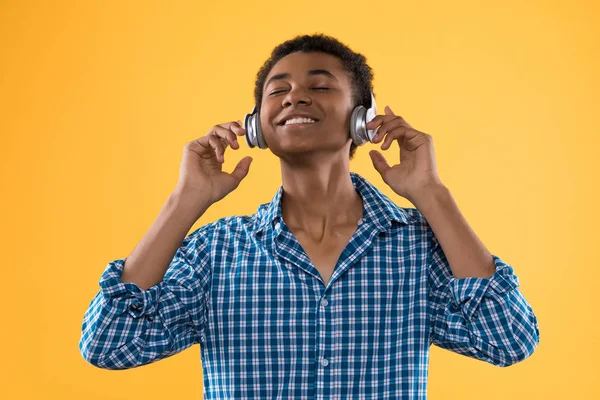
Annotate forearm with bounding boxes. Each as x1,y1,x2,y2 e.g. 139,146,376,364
121,189,212,290
412,184,495,279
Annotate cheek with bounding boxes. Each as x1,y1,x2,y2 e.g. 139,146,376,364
259,111,274,134
325,110,352,135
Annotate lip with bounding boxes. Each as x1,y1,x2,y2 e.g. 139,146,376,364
278,113,320,125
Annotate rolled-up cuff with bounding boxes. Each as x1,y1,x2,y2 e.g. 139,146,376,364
98,258,160,318
448,255,520,321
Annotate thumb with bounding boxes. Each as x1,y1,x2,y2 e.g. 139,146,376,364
369,150,390,177
230,156,253,183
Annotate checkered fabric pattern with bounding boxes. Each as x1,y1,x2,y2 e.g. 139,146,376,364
80,172,539,399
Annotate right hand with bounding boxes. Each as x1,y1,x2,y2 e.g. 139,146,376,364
175,120,253,205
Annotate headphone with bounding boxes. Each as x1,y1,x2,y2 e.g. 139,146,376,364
244,90,379,149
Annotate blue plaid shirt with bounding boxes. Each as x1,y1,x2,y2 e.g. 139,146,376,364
79,172,539,399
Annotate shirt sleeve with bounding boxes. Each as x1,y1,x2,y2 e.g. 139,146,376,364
427,230,540,367
78,228,212,370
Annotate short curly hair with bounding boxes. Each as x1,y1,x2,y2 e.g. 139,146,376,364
253,33,374,160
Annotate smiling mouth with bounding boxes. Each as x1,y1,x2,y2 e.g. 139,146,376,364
279,117,321,128
280,121,319,128
278,116,320,126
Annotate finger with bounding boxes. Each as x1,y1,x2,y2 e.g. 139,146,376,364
207,135,226,163
385,105,395,116
230,120,247,138
386,108,413,128
219,121,247,138
372,117,410,143
366,114,396,130
237,120,246,136
381,126,421,150
214,124,240,149
369,150,391,176
213,132,230,151
230,156,253,184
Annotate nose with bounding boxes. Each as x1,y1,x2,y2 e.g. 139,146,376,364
282,87,312,108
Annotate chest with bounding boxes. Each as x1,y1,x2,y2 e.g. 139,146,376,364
294,229,357,286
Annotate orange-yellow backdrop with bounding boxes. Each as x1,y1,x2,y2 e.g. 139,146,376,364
2,0,598,398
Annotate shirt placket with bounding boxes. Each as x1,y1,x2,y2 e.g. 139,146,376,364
315,287,332,399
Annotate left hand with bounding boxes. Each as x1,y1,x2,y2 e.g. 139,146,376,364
367,106,444,203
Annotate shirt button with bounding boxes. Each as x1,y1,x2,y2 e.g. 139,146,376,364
321,298,329,307
320,358,329,367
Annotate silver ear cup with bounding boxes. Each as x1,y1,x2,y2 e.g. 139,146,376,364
244,109,257,148
349,105,368,145
254,117,268,149
244,107,268,149
349,91,378,146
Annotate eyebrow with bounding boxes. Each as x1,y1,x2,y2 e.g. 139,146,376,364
265,69,339,88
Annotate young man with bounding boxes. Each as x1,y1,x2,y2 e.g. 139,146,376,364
80,34,539,399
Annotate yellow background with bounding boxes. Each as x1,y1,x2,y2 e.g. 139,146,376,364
1,0,598,398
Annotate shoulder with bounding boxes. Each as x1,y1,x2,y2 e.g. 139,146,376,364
187,214,256,240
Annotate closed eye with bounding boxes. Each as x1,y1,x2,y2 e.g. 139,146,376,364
269,87,330,96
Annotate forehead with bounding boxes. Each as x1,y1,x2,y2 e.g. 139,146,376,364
265,51,349,84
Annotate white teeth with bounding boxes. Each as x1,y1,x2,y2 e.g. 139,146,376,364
284,117,316,125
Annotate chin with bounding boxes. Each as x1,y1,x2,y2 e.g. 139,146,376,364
271,143,349,162
269,144,315,159
265,127,349,158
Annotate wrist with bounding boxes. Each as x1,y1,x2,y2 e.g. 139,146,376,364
168,187,213,221
410,183,451,212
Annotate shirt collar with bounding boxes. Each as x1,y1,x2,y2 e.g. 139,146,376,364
252,172,417,235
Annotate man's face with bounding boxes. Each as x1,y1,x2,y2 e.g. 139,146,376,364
260,51,355,158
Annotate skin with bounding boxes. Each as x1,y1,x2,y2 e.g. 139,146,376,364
259,51,364,239
120,50,496,293
192,50,495,279
256,50,495,278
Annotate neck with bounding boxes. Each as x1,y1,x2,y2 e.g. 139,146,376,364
279,155,363,241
